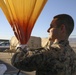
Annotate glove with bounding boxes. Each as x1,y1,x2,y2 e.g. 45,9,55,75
16,44,29,53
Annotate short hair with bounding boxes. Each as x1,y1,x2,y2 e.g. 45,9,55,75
54,14,74,36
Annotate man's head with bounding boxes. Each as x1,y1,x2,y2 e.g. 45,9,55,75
47,14,74,42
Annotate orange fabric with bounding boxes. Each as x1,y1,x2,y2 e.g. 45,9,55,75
0,0,47,44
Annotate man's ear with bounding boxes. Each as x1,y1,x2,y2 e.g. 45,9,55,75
60,24,66,33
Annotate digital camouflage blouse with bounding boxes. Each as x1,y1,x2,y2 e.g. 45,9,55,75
11,40,76,75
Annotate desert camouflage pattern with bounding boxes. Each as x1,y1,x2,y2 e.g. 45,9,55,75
11,40,76,75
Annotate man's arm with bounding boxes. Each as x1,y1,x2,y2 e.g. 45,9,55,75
11,48,47,71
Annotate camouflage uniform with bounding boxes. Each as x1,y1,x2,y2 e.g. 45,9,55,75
11,40,76,75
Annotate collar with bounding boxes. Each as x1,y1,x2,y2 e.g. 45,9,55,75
53,40,69,46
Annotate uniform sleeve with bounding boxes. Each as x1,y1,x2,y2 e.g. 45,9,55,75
11,48,48,71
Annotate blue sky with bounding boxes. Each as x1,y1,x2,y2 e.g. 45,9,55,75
0,0,76,39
